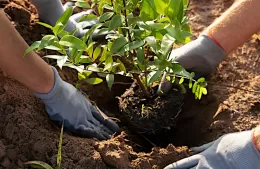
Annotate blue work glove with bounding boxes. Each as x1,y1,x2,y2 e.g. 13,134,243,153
157,35,227,95
35,67,119,140
31,0,109,40
164,130,260,169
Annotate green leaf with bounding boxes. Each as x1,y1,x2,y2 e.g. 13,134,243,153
137,48,145,64
86,41,96,57
75,1,90,8
140,0,158,21
166,76,171,81
24,161,53,169
161,34,175,57
57,55,68,69
120,40,145,53
110,37,128,54
63,63,84,73
189,79,193,88
109,14,122,31
86,78,103,85
24,41,41,55
147,71,162,85
79,55,92,64
83,71,92,77
117,58,126,73
179,77,184,84
154,0,168,15
93,46,101,61
99,46,108,62
197,77,205,83
104,55,113,71
78,73,86,80
44,55,66,60
166,23,183,42
192,82,198,93
53,7,73,35
38,35,56,50
78,14,97,22
198,87,203,100
87,64,101,72
99,12,114,22
60,35,86,51
201,87,207,95
37,22,53,30
145,36,157,52
57,122,64,169
106,74,114,90
168,0,182,20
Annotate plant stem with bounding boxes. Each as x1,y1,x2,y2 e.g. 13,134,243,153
122,0,150,98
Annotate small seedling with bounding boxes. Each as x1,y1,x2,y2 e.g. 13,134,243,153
24,122,64,169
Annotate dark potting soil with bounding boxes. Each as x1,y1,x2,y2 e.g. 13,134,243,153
119,83,184,135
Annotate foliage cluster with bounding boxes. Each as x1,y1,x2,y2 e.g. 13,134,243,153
25,0,207,99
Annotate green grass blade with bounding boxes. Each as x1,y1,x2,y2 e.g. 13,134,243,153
57,122,64,169
24,161,53,169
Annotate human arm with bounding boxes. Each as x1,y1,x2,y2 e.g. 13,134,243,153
0,10,119,140
164,126,260,169
158,0,260,94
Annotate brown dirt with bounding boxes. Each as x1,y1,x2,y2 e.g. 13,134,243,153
0,0,259,168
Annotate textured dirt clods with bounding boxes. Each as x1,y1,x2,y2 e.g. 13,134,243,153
97,132,189,169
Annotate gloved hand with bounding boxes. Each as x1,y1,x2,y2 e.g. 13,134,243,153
31,0,108,40
35,67,119,140
157,35,227,95
164,130,260,169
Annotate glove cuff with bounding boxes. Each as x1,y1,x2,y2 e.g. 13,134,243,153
34,66,63,102
207,33,226,52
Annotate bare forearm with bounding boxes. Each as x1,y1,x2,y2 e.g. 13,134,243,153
204,0,260,53
0,11,53,93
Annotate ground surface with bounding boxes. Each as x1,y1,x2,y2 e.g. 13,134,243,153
0,0,259,168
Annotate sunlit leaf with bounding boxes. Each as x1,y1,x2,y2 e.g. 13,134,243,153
53,7,73,35
110,37,128,54
117,58,126,73
137,48,145,64
179,77,184,84
145,36,157,52
93,46,102,61
201,87,207,95
78,73,86,80
86,78,103,85
57,55,68,69
109,14,123,30
192,82,197,93
37,22,53,30
147,71,162,85
106,74,114,90
60,35,86,50
189,79,193,88
99,12,114,22
79,55,92,64
120,40,145,53
75,1,90,8
24,41,41,55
